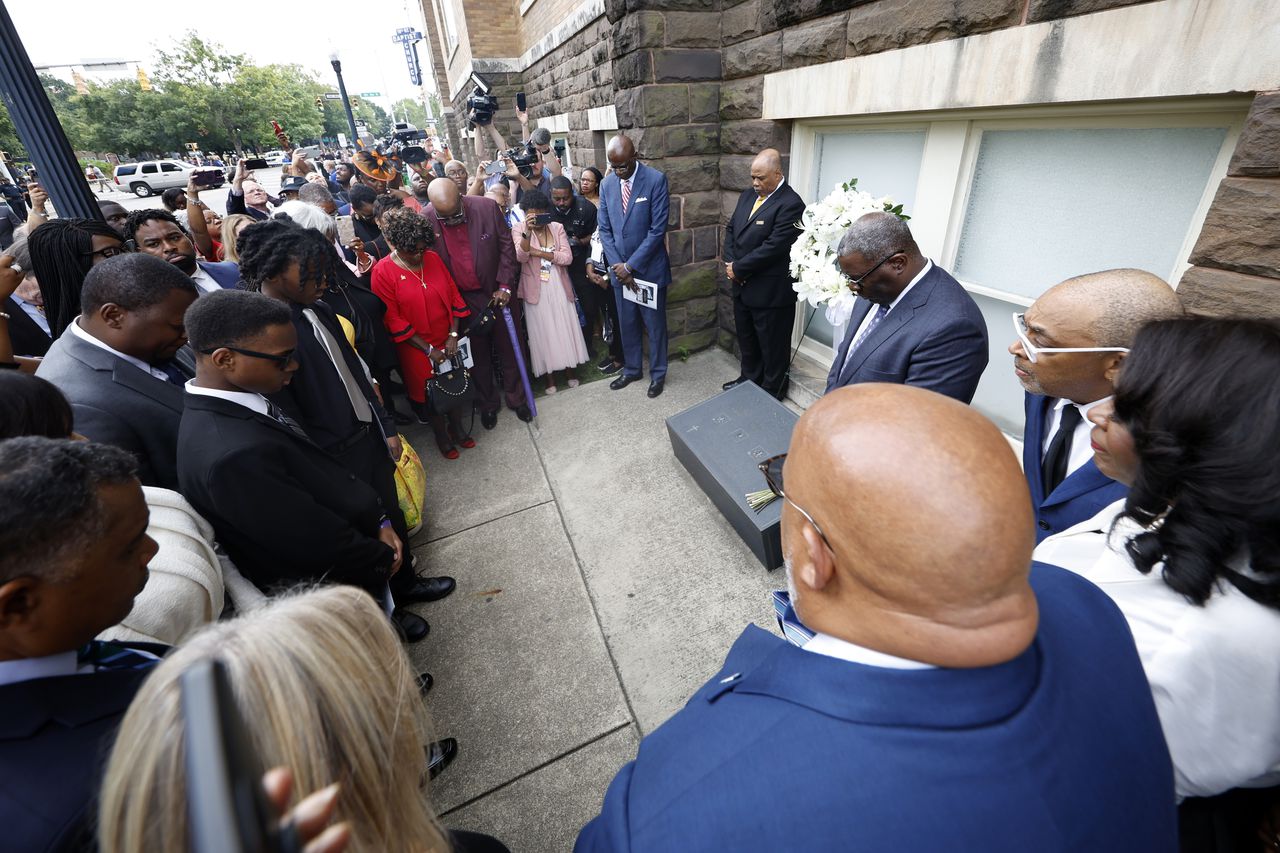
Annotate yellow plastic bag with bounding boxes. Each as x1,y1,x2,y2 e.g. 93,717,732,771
394,434,427,535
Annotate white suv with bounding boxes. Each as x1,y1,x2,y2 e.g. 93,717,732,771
113,159,224,197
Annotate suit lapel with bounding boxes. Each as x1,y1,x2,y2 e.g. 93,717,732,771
832,299,874,384
1043,458,1118,508
622,164,645,227
838,304,912,386
734,190,760,237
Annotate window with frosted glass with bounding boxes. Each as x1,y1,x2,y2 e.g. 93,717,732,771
802,130,926,348
954,127,1227,299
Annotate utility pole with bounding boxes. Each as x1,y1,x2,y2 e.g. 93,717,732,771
330,52,360,149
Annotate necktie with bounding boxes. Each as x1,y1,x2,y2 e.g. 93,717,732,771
749,195,765,217
267,401,311,440
77,640,159,672
1042,404,1083,494
842,304,890,372
158,362,187,386
621,179,631,214
302,308,373,423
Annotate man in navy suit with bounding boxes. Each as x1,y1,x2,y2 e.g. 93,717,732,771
577,384,1177,852
0,437,161,853
597,134,671,399
126,209,240,293
722,148,806,400
825,212,987,402
1012,269,1183,541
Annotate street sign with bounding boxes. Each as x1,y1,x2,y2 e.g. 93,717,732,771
360,91,381,98
324,92,342,100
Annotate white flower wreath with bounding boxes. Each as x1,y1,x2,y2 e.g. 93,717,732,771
788,178,909,326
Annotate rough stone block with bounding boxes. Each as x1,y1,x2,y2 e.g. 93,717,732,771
615,88,643,128
1027,0,1158,23
718,327,739,352
721,189,742,222
1177,265,1280,319
629,0,716,12
653,49,722,82
664,123,720,155
667,196,684,229
783,14,848,68
689,83,721,123
847,0,1022,57
660,155,722,192
721,119,791,155
722,32,782,79
685,295,719,330
1188,178,1280,278
614,50,654,89
694,225,721,261
722,0,761,44
667,229,694,266
719,155,755,192
680,190,723,227
616,11,666,53
626,127,661,159
667,259,719,301
668,327,719,355
665,303,689,335
643,84,691,125
1229,92,1280,178
761,0,861,33
720,76,764,120
606,0,627,23
665,12,722,47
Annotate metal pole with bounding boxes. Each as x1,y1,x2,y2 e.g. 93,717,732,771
0,0,101,220
330,58,360,149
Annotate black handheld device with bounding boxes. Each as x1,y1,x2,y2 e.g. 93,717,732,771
516,92,527,112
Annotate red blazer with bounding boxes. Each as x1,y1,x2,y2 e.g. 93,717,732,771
422,195,518,295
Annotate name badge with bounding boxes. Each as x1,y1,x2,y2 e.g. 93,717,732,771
755,220,765,225
539,258,552,283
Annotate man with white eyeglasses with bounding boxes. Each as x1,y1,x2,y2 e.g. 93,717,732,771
1010,270,1183,542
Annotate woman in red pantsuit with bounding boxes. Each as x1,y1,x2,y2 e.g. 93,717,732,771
371,208,474,459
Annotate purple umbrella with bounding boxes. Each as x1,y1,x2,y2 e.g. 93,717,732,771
502,305,537,419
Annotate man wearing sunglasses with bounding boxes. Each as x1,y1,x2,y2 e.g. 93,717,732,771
1010,270,1183,541
824,212,987,403
578,385,1177,852
36,254,199,490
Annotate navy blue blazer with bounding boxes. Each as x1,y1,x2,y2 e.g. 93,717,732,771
825,263,988,403
596,162,671,286
576,563,1177,853
197,259,240,289
1023,392,1128,542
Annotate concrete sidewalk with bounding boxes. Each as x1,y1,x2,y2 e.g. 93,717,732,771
396,347,783,853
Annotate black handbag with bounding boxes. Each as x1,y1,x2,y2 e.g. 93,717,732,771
463,298,498,338
426,354,476,415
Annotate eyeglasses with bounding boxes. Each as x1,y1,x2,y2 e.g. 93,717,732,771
436,210,466,227
837,250,901,292
758,453,830,550
1011,313,1130,364
200,346,297,368
82,244,130,260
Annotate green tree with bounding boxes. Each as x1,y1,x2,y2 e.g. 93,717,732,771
391,97,430,128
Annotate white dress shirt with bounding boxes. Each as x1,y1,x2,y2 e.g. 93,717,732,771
803,631,935,670
189,264,221,294
1042,396,1109,479
14,294,50,335
184,381,271,417
0,650,83,687
1034,501,1280,799
747,177,786,213
70,318,173,382
841,259,933,374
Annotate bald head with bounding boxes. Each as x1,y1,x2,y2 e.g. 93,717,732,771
1052,269,1182,348
750,148,784,197
783,384,1037,668
606,135,638,181
427,177,462,218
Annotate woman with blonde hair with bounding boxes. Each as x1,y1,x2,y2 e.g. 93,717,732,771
98,587,507,853
219,213,255,263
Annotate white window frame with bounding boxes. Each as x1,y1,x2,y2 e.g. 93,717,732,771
788,97,1249,370
434,0,459,59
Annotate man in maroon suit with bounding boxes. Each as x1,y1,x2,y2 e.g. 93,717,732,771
424,178,531,428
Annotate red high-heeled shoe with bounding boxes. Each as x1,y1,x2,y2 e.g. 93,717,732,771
458,436,477,449
438,446,459,460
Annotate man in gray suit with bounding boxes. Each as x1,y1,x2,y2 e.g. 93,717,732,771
36,254,200,489
825,213,988,403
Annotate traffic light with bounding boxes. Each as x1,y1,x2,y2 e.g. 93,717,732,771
136,67,152,91
351,97,360,108
314,96,324,111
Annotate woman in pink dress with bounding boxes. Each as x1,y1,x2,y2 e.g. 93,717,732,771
513,190,588,393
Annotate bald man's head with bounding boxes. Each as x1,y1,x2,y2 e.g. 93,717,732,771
750,148,784,198
783,384,1038,668
428,177,463,219
1011,268,1183,402
606,134,638,180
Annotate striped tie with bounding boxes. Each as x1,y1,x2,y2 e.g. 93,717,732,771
842,304,891,372
621,179,631,214
267,401,311,440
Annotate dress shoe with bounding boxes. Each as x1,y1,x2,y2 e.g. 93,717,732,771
428,737,459,779
417,671,434,694
516,405,533,422
610,374,639,391
391,608,429,643
397,576,457,604
480,410,498,430
722,377,748,391
647,380,665,398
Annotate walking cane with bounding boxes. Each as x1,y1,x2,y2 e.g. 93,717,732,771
501,305,537,420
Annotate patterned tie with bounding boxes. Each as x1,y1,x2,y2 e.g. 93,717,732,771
621,179,631,214
267,401,311,440
843,304,891,372
302,308,373,423
77,640,159,672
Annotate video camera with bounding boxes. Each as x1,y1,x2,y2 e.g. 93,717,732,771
381,122,431,165
502,141,539,179
466,72,499,127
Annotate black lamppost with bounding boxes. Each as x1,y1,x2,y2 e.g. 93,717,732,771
0,0,100,220
329,52,360,149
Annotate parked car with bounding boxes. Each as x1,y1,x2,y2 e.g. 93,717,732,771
260,151,290,167
113,159,224,197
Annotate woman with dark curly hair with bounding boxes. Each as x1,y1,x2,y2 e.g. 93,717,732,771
371,207,473,459
1034,317,1280,807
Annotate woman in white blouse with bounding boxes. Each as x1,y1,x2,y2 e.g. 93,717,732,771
1034,317,1280,805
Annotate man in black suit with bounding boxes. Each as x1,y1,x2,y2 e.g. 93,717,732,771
0,437,161,853
1,234,53,357
35,254,199,488
825,213,988,404
722,149,807,400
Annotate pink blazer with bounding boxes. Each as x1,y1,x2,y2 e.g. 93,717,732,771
513,220,574,305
